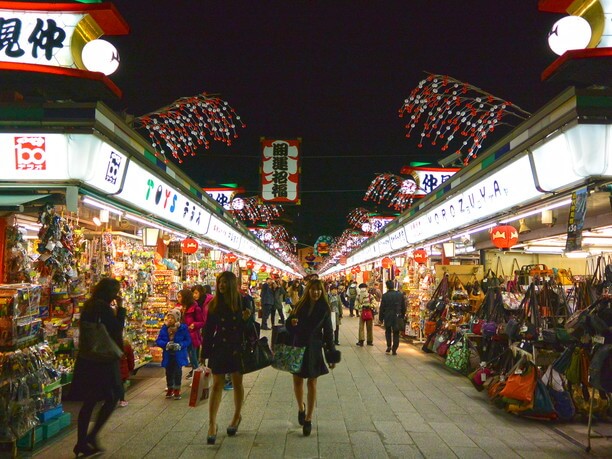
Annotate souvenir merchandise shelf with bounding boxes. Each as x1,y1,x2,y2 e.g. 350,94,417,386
402,264,435,343
143,270,179,363
0,284,43,351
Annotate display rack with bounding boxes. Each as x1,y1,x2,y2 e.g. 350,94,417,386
143,270,179,362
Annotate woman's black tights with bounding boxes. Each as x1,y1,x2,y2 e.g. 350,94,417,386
77,397,117,446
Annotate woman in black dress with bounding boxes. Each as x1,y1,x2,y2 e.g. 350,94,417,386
285,278,340,436
202,271,253,444
70,278,126,457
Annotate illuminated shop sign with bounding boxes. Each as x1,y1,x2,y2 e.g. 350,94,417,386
203,187,243,210
405,156,539,243
261,139,300,204
388,226,408,251
0,133,128,194
205,215,242,251
400,166,459,196
115,161,212,236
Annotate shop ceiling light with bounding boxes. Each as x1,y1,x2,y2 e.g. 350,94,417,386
524,245,564,254
99,209,110,223
442,242,456,257
499,198,572,224
82,197,123,215
92,216,102,227
142,228,160,247
564,251,591,258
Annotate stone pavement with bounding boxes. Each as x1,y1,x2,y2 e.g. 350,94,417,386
28,316,609,459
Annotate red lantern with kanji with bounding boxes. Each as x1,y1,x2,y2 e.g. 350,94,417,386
259,265,267,273
412,249,428,264
490,225,519,250
381,257,393,269
226,252,238,263
246,259,255,269
353,265,361,273
181,238,199,254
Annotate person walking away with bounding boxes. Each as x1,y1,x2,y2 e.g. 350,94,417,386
260,278,275,330
328,285,343,345
70,278,126,457
156,308,191,400
379,280,406,355
286,279,340,436
272,280,287,325
355,283,374,346
118,338,135,407
202,271,254,444
347,281,358,317
181,289,205,379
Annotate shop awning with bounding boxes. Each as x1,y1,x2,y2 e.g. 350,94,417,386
0,194,51,211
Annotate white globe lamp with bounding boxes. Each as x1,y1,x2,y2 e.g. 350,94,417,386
548,16,592,56
82,39,120,75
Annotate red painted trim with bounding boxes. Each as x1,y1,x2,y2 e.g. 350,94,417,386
0,218,6,283
0,1,129,35
538,0,573,13
541,47,612,81
0,62,122,98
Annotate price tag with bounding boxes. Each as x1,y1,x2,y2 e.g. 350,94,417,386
515,369,523,375
481,372,487,382
593,335,605,344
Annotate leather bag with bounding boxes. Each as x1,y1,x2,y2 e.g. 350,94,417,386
79,318,124,362
361,307,373,321
239,336,273,374
499,358,537,404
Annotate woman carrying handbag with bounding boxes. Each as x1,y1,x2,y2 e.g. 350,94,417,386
70,278,126,457
285,279,340,436
201,271,254,445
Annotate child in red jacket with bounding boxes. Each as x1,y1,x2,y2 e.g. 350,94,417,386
119,339,135,407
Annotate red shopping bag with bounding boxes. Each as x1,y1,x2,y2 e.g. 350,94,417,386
189,366,211,407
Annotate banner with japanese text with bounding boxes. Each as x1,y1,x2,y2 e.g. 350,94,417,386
261,139,300,204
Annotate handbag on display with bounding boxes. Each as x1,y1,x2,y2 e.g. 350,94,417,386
239,335,274,374
188,366,211,407
445,334,470,374
499,357,537,404
424,320,437,336
272,343,306,373
78,317,124,362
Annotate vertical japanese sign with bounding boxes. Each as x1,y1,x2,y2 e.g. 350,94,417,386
261,139,300,204
565,187,588,252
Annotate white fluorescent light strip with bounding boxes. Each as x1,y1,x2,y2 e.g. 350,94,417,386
82,197,124,215
499,198,572,224
124,213,166,231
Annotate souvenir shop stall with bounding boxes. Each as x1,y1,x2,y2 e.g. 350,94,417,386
0,103,298,453
321,87,612,441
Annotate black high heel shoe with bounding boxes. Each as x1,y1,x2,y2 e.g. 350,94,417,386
303,420,312,437
298,403,306,426
226,415,242,436
73,443,99,457
207,424,218,445
85,435,104,453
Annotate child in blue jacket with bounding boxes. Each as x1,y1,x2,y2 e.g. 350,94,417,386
156,308,191,399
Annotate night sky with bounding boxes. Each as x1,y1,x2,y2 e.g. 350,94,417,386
107,1,567,246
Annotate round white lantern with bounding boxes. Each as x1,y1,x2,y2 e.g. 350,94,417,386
82,39,120,75
548,16,592,56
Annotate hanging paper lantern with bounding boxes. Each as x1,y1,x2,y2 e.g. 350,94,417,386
381,257,393,269
353,265,361,273
490,225,519,250
181,238,199,254
412,249,428,264
394,267,401,276
246,259,255,269
225,253,238,263
259,265,267,273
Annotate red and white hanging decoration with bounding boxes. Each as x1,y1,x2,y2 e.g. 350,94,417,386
136,92,245,163
261,139,300,204
399,74,530,165
230,196,282,224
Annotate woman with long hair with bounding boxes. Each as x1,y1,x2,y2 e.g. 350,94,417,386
201,271,253,444
70,278,126,457
286,278,340,436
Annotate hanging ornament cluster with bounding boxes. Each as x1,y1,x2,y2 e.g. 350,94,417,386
36,204,78,285
347,207,370,230
363,172,422,211
5,225,33,283
399,74,530,165
230,196,282,224
318,229,368,274
135,92,246,163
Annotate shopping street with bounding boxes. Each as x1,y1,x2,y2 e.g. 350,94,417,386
28,317,609,459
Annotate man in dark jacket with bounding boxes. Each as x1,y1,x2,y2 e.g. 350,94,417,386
379,280,406,355
260,279,275,330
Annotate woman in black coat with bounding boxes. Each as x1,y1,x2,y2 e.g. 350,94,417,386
285,279,340,436
70,278,126,457
202,271,253,444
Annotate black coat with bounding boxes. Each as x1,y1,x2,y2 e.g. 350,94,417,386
69,298,126,402
285,300,336,379
379,290,406,329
